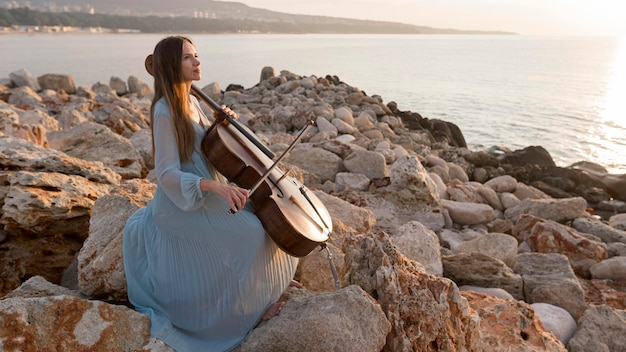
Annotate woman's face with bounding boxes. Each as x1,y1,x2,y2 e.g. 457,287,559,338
181,41,201,82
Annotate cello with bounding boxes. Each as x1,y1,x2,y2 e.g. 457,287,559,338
145,54,332,258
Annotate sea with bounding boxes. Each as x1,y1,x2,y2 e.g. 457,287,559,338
1,33,625,174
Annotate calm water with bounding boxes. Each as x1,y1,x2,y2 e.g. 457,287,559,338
2,33,625,174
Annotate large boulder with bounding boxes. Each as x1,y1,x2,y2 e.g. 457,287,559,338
0,295,150,351
236,286,390,352
343,231,479,352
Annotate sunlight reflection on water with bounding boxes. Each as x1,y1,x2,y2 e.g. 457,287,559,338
601,36,626,128
588,36,626,174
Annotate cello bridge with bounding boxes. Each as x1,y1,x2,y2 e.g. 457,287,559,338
276,167,293,184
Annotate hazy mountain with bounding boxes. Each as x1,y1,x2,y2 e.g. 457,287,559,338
3,0,515,34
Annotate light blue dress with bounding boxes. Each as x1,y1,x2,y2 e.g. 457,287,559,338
123,95,298,352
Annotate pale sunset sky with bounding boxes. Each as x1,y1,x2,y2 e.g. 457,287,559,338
241,0,626,36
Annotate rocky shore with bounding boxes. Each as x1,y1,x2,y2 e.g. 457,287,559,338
0,67,625,351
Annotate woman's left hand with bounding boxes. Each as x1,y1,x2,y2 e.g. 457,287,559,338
216,105,237,120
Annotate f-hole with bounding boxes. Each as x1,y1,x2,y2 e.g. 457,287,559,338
269,178,285,198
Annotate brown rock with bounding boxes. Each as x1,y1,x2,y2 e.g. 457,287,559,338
527,219,607,277
37,73,76,94
0,295,149,351
344,231,479,352
462,291,567,351
77,179,156,300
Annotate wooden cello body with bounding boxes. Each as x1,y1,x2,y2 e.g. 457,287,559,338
201,116,332,257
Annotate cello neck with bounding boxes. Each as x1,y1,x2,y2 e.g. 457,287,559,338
191,84,275,160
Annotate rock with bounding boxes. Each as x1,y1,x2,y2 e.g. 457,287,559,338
443,252,524,300
92,82,117,96
314,191,376,235
500,191,521,209
504,197,588,223
374,141,397,164
362,156,445,233
260,66,276,82
236,286,390,352
513,253,587,319
127,75,151,98
2,170,112,235
332,117,355,134
439,228,483,249
513,182,551,200
451,233,518,267
526,218,607,278
390,155,440,200
285,146,344,183
571,216,626,244
0,294,150,351
447,162,469,182
37,73,76,94
343,149,388,180
499,145,556,167
0,122,48,147
390,220,443,276
484,174,518,193
91,96,149,138
140,338,176,351
353,111,376,131
334,106,354,123
9,68,40,90
7,85,43,108
315,115,338,138
77,179,156,300
335,172,370,191
47,121,146,179
567,305,626,352
589,256,626,280
458,285,514,300
0,106,20,125
531,302,577,345
201,82,222,103
429,172,448,199
2,275,81,299
463,291,567,351
440,199,496,226
109,76,128,96
18,108,59,131
608,242,626,257
609,213,626,231
129,128,154,170
297,241,344,292
597,173,626,202
56,107,90,130
344,231,479,352
0,135,120,185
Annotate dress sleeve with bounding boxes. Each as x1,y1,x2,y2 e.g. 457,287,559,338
153,102,205,211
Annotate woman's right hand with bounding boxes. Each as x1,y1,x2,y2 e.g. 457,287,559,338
200,178,248,212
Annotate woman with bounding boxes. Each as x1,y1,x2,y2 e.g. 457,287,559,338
123,36,299,352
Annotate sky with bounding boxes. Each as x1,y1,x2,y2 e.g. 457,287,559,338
240,0,626,36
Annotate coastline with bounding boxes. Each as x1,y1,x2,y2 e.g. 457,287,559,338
0,25,140,34
1,29,625,176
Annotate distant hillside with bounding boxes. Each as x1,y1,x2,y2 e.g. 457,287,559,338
2,0,516,35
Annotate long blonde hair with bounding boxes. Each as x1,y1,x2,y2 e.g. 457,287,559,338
150,35,196,163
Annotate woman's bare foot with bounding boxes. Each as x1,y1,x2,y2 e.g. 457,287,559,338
261,301,285,321
289,279,304,288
